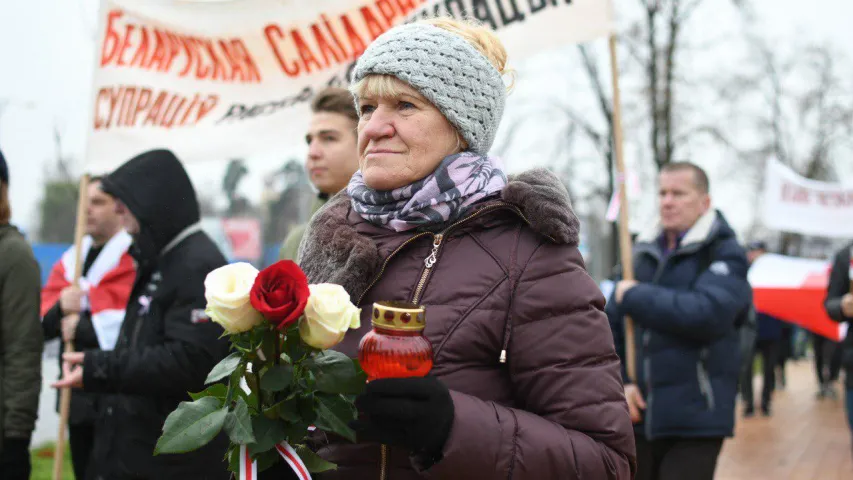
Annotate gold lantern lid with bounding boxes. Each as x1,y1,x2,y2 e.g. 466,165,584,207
372,301,426,332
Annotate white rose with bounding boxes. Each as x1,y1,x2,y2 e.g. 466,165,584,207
299,284,361,350
204,263,265,334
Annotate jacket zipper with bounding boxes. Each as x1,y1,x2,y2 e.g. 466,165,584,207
642,253,669,439
411,234,443,304
370,203,528,480
696,349,716,411
639,245,708,439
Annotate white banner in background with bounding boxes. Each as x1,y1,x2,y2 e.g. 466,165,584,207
85,0,614,172
761,158,853,238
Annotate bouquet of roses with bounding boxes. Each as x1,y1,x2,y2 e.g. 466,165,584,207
154,260,365,477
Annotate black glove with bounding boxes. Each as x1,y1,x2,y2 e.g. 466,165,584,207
0,437,32,480
350,376,454,459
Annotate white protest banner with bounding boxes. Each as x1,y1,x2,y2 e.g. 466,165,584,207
761,158,853,238
85,0,614,172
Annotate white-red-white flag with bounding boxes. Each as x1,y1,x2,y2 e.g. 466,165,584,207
748,253,846,341
41,231,136,349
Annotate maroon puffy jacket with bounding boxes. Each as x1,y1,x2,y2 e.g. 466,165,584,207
299,169,636,480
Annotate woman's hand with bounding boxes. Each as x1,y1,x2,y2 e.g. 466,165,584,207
350,375,455,458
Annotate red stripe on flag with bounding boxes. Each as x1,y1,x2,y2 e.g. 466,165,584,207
753,287,841,340
276,444,309,480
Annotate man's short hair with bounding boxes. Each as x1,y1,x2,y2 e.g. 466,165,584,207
661,161,710,194
311,87,358,124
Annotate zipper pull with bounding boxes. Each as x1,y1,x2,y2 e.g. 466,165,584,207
424,234,443,268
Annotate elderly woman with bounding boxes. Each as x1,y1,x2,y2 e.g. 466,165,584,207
296,17,635,480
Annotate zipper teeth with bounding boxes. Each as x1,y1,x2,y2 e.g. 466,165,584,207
359,203,518,306
366,203,525,480
356,232,431,306
380,444,387,480
410,204,512,304
411,234,442,304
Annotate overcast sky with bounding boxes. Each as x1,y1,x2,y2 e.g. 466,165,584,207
1,0,851,237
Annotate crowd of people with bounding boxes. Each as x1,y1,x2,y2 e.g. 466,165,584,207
0,14,850,480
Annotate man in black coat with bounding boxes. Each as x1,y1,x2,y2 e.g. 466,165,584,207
41,176,134,480
54,149,231,480
824,241,853,441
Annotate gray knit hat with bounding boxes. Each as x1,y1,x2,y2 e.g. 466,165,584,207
351,23,506,155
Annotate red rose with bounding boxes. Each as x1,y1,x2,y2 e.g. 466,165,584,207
250,260,310,329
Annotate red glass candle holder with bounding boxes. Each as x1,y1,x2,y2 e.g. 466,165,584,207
358,301,434,382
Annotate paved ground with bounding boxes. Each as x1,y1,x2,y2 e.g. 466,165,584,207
716,358,852,479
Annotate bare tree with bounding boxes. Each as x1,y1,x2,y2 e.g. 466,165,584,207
38,128,79,243
617,0,751,169
716,39,853,252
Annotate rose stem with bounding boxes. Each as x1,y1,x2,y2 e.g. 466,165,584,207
273,328,281,403
255,369,262,413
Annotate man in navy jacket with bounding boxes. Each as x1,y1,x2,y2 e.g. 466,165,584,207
608,162,752,480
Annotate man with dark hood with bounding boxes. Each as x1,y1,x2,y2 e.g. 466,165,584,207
54,149,230,480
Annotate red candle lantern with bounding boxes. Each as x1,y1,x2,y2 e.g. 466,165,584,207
358,301,434,381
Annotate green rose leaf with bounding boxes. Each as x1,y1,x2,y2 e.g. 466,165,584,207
284,326,309,361
298,393,318,425
314,393,357,443
278,396,301,423
295,445,338,473
310,351,367,395
224,397,255,445
227,445,241,474
282,420,312,444
262,365,294,393
155,397,227,455
206,352,242,384
189,383,227,401
248,415,289,455
227,365,251,406
256,448,284,474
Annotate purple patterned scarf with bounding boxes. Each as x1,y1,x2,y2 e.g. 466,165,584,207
347,152,508,232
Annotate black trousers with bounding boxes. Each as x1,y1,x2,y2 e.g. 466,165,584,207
0,438,31,480
813,334,842,384
70,424,96,480
635,435,724,480
742,339,779,409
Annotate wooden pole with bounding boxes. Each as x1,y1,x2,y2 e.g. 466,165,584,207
53,174,90,480
608,34,637,383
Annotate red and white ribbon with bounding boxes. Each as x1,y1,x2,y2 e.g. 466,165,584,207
275,442,311,480
240,442,312,480
239,444,257,480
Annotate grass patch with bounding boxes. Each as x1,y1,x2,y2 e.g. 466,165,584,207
31,443,74,480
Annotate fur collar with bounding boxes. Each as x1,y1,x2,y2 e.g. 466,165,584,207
297,168,579,299
636,208,720,248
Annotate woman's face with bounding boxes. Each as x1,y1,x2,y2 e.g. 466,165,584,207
356,78,461,191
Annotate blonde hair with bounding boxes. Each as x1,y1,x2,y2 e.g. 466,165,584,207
0,182,10,225
351,17,514,102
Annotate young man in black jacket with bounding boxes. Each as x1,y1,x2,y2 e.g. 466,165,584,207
824,242,853,442
54,149,231,480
